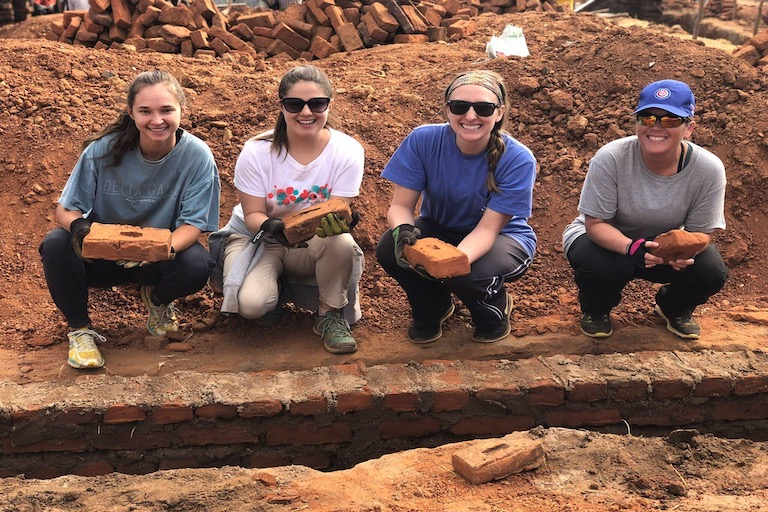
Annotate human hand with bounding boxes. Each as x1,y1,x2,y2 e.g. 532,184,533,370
392,223,420,269
315,213,351,238
260,218,307,248
69,218,92,260
669,257,695,271
626,238,662,269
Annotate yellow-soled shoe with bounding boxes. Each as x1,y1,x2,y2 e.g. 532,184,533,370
67,328,106,369
140,285,179,336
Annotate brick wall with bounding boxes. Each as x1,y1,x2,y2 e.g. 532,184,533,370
1,350,767,479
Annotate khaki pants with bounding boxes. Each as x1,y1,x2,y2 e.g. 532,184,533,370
223,233,361,319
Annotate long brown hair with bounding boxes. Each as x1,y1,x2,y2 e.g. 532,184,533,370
254,65,338,153
82,70,186,167
444,70,509,193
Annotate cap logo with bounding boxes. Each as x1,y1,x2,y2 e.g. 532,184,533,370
654,88,671,100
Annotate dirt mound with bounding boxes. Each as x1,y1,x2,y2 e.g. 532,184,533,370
2,8,768,511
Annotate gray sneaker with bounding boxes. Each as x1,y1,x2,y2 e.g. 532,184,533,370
313,311,358,354
140,285,179,336
655,305,700,339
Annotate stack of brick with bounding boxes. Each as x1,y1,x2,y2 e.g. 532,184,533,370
705,0,736,19
44,0,569,61
732,28,768,68
0,0,29,27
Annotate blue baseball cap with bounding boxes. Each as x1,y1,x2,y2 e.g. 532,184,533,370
633,80,695,118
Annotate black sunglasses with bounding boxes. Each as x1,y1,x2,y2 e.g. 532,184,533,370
280,97,331,114
446,100,500,117
636,114,688,128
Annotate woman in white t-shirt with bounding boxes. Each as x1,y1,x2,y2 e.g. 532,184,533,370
218,65,364,354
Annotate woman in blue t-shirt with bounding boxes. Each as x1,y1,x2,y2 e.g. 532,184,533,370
38,70,221,370
376,70,537,344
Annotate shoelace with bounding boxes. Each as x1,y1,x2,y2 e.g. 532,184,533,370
69,329,107,346
317,315,351,338
152,303,178,326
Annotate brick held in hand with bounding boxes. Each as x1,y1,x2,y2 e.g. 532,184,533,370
403,237,471,278
649,229,709,262
81,222,173,262
282,198,352,244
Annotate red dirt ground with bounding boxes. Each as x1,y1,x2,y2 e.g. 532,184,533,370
1,6,768,511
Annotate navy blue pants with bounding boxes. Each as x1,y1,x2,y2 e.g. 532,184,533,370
376,218,532,331
39,227,214,329
566,233,728,316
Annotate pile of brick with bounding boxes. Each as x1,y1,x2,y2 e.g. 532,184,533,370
45,0,569,61
732,28,768,69
704,0,737,19
0,0,29,27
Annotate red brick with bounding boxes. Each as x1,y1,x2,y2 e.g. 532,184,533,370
159,458,201,470
240,399,283,418
324,5,347,30
310,35,338,59
266,422,351,445
403,238,470,278
293,454,331,469
380,417,442,439
177,424,260,446
733,375,768,396
369,1,399,32
694,377,732,397
335,22,364,51
103,404,147,424
384,392,420,412
393,34,430,44
152,403,194,425
72,461,114,476
629,406,705,426
271,22,310,52
243,454,290,468
431,389,470,412
452,436,545,484
92,430,172,450
282,198,352,244
82,223,172,262
196,404,238,419
451,415,535,436
544,408,622,427
652,378,693,400
290,396,329,416
26,466,64,479
527,380,565,406
567,382,609,402
2,437,87,454
713,397,768,421
609,379,648,401
334,390,374,413
237,12,276,30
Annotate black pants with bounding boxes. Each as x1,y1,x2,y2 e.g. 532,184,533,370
39,227,215,329
376,218,532,331
566,233,728,316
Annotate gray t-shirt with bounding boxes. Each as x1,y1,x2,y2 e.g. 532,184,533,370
562,136,726,254
59,130,221,232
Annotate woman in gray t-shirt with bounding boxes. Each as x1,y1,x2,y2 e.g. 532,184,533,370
562,79,728,340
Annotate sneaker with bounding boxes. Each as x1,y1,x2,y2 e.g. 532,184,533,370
408,303,455,344
472,292,513,343
140,285,179,336
580,313,613,338
67,328,106,369
655,305,700,339
313,311,358,354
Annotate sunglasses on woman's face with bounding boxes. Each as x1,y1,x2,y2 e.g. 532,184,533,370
446,100,500,117
280,97,331,114
636,114,688,128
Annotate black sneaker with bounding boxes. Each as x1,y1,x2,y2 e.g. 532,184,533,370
472,292,513,343
408,303,455,344
655,305,700,339
580,313,613,338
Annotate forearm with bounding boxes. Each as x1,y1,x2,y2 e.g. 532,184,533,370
55,204,84,231
585,219,633,254
457,229,495,264
171,224,202,252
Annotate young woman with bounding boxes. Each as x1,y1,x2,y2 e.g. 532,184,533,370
376,70,537,344
210,65,364,355
562,79,728,339
39,70,221,369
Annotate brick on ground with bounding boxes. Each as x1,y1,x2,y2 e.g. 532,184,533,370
81,223,173,262
452,434,545,485
403,237,470,278
282,199,352,244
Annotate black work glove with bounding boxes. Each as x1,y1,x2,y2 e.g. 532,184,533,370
392,223,420,269
69,218,91,260
260,218,308,248
626,238,648,269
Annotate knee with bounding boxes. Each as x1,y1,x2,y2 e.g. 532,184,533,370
376,231,396,269
39,228,72,259
237,294,276,320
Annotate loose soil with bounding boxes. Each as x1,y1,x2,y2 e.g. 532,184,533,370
1,5,768,511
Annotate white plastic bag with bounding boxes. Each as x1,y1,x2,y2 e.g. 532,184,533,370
486,25,530,59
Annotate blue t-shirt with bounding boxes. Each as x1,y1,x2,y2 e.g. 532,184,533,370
382,123,537,257
59,130,221,232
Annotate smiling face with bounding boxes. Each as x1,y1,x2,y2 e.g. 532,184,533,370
280,80,331,141
445,84,504,155
636,107,695,159
128,83,182,157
